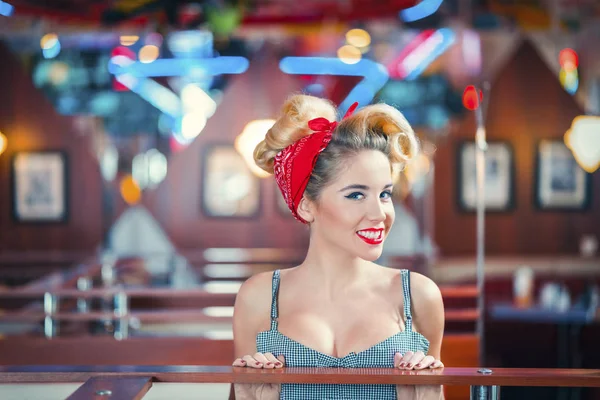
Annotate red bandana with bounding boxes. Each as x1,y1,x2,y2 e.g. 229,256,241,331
273,102,359,223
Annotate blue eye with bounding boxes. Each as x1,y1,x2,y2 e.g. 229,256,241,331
345,192,365,200
380,191,393,200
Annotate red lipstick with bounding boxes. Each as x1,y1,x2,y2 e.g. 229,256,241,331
356,228,384,245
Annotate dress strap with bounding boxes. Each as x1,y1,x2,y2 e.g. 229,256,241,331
269,270,281,330
401,269,413,331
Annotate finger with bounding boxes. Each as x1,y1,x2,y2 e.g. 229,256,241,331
263,352,282,369
394,352,404,368
232,358,247,367
253,352,272,368
404,351,425,369
398,351,413,368
414,355,435,370
243,355,262,368
429,359,444,369
276,354,286,367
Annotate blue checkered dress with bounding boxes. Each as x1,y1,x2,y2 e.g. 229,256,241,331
256,269,430,399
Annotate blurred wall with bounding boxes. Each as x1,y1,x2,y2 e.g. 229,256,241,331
0,41,103,254
1,38,598,259
434,40,600,256
140,48,313,250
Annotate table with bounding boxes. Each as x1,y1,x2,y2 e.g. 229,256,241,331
490,303,597,400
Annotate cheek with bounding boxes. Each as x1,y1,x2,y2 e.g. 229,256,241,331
385,205,395,228
320,201,359,228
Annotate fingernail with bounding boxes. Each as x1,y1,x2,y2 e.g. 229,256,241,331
415,364,421,368
399,363,405,368
406,363,412,368
266,362,273,366
255,362,261,366
241,360,246,364
275,362,282,366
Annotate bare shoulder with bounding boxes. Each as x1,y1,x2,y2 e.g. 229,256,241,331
409,271,444,310
233,271,274,331
377,267,443,313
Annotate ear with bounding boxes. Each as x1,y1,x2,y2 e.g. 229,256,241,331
296,196,315,223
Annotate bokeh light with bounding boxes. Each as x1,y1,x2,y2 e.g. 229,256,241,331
0,131,7,156
337,45,362,64
462,85,483,111
139,45,160,64
120,175,141,205
346,29,371,48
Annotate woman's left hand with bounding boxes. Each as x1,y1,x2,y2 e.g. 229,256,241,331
394,351,444,370
395,352,445,399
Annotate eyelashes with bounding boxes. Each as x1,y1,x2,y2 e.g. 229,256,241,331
345,192,364,200
344,191,393,201
381,190,393,200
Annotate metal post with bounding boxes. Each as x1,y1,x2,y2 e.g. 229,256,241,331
474,83,490,366
76,276,92,313
101,259,115,287
470,385,501,400
99,256,116,335
113,291,129,340
43,292,58,339
470,369,500,400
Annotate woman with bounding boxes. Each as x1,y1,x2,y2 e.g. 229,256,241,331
232,94,445,399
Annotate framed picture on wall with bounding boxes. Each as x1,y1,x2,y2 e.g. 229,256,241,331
200,144,261,218
457,141,515,212
11,151,68,223
534,140,591,210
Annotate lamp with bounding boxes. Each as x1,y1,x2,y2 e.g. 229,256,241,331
234,119,275,178
564,116,600,173
0,131,7,156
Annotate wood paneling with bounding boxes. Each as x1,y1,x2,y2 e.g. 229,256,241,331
2,37,598,259
0,337,236,366
441,334,480,400
434,39,600,256
0,42,103,254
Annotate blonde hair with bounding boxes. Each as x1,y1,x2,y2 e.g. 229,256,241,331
254,94,419,200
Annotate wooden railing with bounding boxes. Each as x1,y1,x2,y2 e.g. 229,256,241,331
1,365,599,400
0,252,97,288
0,285,477,301
0,251,482,400
0,286,479,333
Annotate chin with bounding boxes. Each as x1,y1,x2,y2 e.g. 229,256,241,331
356,249,383,262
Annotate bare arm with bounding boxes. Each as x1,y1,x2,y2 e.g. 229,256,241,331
411,272,445,360
232,272,282,400
233,272,272,359
396,272,445,400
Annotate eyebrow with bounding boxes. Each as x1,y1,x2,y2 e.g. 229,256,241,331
339,183,394,192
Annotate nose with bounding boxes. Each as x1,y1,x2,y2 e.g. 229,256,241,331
366,197,386,222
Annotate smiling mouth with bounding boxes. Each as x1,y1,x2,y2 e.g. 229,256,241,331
356,229,384,245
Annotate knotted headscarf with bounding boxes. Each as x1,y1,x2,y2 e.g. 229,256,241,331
273,102,359,223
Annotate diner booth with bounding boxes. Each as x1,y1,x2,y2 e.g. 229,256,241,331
1,1,600,399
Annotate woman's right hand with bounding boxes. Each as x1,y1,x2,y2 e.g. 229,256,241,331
233,352,285,369
232,353,285,400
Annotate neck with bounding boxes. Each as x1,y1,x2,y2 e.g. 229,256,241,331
298,231,372,296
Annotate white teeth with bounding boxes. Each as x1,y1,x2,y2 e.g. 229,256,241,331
357,230,382,240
